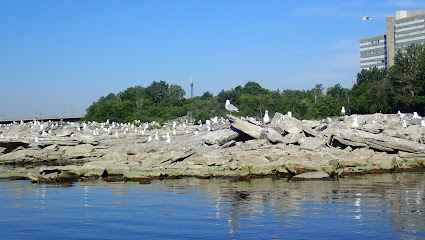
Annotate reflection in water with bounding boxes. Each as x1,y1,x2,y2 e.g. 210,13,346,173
0,172,424,239
158,173,425,237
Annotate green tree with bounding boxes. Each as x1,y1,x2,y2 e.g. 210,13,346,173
145,80,169,105
389,44,425,114
168,84,186,101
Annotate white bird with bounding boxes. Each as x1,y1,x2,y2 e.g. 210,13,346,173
341,106,346,116
147,136,152,142
363,15,372,20
412,112,422,125
173,128,176,135
225,99,239,115
351,117,359,129
263,110,270,124
397,110,406,119
30,136,39,147
402,120,408,128
413,112,421,119
166,132,171,143
287,111,292,117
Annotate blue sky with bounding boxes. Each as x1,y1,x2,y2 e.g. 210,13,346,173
2,0,425,119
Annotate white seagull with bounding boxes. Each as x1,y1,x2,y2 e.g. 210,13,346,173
412,112,422,125
363,15,372,21
341,106,346,116
263,110,270,124
225,99,239,115
351,117,359,129
166,132,171,143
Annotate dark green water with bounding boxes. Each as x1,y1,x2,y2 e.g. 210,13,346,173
0,172,424,239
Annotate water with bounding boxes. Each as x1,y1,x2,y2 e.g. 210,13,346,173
0,172,424,239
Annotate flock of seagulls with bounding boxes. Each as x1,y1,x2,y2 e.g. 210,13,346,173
2,100,424,147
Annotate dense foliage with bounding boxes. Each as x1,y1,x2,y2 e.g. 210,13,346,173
83,44,425,123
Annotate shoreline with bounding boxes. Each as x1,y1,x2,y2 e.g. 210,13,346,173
1,112,425,183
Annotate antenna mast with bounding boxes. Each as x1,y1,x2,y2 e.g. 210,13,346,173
190,76,194,98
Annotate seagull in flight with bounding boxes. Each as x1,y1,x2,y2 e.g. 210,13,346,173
225,99,239,115
363,15,372,21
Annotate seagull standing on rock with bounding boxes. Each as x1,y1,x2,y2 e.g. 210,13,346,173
263,110,270,124
166,132,171,143
225,99,239,115
412,112,422,125
341,106,346,116
351,116,359,129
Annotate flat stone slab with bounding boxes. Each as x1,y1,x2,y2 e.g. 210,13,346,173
271,113,304,134
331,129,425,153
228,115,264,139
292,171,331,180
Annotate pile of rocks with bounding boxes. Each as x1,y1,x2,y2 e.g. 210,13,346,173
0,112,424,183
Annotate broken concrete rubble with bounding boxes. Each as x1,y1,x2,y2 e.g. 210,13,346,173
0,112,424,183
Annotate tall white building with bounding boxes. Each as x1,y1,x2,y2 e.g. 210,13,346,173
360,10,425,70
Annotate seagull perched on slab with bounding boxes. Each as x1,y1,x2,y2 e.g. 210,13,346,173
351,117,359,129
363,15,372,20
263,110,270,124
225,99,239,115
341,106,346,116
412,112,422,125
166,132,171,143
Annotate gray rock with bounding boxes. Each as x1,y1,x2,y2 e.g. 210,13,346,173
202,129,238,145
62,144,95,159
303,126,319,138
54,129,75,137
265,127,285,143
270,113,304,134
338,148,374,167
331,129,425,153
299,137,326,151
282,132,303,144
57,171,79,182
228,115,264,139
292,171,331,180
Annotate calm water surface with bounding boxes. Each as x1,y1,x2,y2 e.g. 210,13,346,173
0,172,424,239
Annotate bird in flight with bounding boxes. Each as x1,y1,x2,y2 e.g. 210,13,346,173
363,15,372,20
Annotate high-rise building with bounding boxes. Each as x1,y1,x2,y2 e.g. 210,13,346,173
360,10,425,70
360,35,387,70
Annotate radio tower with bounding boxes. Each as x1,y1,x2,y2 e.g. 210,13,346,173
190,76,194,98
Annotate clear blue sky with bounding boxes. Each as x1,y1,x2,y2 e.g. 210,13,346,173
2,0,425,119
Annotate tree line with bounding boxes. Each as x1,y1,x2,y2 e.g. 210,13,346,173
83,44,425,124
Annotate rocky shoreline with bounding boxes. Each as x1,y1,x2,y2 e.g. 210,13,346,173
1,112,424,183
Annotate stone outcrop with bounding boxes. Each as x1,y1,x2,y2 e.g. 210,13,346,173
0,112,425,183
